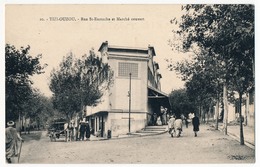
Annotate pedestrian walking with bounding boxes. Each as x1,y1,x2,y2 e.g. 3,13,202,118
181,114,188,128
174,116,183,137
85,121,91,140
168,115,176,137
184,116,189,128
192,113,200,137
5,121,23,163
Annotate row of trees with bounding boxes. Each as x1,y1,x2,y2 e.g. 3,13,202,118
168,5,254,145
6,43,113,130
5,44,54,130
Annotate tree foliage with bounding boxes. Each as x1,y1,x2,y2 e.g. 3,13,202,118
168,4,254,107
22,89,55,128
169,88,196,117
5,44,47,122
171,5,254,92
168,4,254,144
49,49,113,120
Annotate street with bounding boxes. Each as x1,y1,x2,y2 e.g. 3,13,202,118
19,124,255,164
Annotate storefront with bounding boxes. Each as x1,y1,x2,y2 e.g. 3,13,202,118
86,111,108,137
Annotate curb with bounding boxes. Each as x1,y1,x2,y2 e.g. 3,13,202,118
226,131,255,150
94,130,168,141
209,124,255,150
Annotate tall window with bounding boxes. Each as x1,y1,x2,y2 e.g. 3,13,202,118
118,62,138,77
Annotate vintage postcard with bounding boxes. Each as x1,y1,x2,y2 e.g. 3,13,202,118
3,3,256,166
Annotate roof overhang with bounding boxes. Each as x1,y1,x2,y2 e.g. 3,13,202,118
148,85,168,97
148,86,171,109
86,111,108,118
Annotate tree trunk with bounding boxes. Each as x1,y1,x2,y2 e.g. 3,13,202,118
19,111,22,135
215,98,219,130
199,105,202,122
203,109,206,123
223,83,228,135
239,92,245,145
206,107,210,124
245,93,249,126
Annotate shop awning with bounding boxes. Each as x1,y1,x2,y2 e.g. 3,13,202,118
86,111,108,118
148,86,171,109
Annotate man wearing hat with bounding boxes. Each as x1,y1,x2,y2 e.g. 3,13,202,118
79,120,86,141
5,121,23,163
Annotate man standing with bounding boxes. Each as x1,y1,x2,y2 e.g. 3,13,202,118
79,121,86,141
160,106,166,125
5,121,23,163
85,121,91,140
192,113,200,137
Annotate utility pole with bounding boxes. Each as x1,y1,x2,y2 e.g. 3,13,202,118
19,110,21,135
128,73,132,133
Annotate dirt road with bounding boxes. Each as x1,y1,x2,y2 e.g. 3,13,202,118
19,124,255,164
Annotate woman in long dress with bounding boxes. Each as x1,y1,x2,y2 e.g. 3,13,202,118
6,121,23,163
192,113,200,137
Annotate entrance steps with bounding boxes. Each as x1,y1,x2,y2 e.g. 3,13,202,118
135,125,167,134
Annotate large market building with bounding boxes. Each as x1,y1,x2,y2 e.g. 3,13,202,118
85,41,170,138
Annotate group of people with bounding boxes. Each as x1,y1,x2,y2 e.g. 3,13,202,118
151,107,168,126
64,120,91,141
78,121,91,141
5,113,199,163
168,112,200,138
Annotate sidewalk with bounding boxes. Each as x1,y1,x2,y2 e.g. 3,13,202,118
88,123,255,150
89,125,168,141
210,122,255,149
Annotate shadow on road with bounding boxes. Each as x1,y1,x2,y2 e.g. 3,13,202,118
21,131,42,141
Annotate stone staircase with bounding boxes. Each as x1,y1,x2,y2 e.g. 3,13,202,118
134,125,167,135
113,125,168,139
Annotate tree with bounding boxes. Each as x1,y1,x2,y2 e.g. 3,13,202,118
169,88,196,117
22,89,55,130
49,49,113,121
5,44,46,123
169,4,254,144
170,49,222,124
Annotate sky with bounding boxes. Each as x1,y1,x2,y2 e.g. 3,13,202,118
5,4,189,97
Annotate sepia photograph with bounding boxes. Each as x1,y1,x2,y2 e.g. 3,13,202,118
2,1,257,166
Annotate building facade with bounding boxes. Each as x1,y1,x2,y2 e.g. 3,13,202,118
85,41,170,138
214,88,255,127
227,89,255,127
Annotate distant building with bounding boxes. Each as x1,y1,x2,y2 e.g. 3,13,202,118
228,88,255,127
86,41,170,138
214,87,255,127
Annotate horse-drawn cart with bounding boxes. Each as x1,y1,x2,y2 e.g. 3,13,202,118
48,121,66,142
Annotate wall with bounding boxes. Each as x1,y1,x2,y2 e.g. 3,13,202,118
108,112,146,137
109,58,148,112
247,104,255,127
